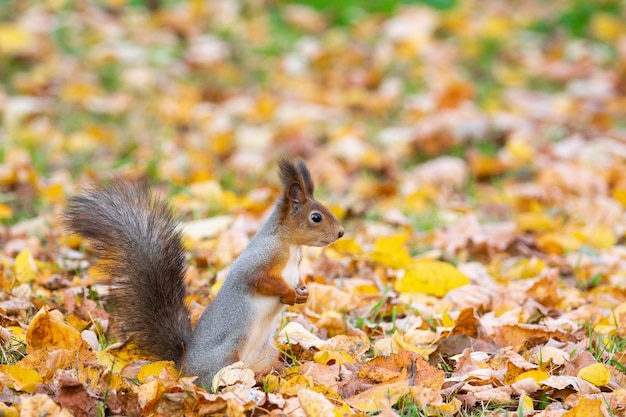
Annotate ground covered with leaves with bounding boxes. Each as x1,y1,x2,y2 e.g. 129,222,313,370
1,0,626,416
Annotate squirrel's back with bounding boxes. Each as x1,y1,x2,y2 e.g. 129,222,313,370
65,179,192,364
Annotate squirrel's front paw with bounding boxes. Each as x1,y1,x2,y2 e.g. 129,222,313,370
280,290,296,305
294,285,309,304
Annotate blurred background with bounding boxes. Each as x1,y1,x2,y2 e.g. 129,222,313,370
1,0,625,226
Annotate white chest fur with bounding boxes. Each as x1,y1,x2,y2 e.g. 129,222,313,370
281,245,302,287
239,245,302,370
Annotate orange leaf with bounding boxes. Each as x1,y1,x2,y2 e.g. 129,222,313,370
25,307,83,353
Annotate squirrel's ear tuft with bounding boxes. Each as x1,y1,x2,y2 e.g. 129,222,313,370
297,160,314,196
278,158,305,203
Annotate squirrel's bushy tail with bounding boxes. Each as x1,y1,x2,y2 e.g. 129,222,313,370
65,179,192,364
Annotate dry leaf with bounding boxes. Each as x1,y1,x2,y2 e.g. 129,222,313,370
297,389,339,417
25,308,83,353
20,394,73,417
345,380,410,413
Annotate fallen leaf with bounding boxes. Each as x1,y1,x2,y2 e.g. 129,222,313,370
542,376,600,394
0,403,18,417
563,397,605,417
0,364,42,393
514,370,550,384
395,261,470,297
345,380,410,412
297,389,339,417
20,394,74,417
25,307,83,353
211,361,256,391
277,322,325,349
136,361,179,383
0,24,34,55
370,234,413,269
14,248,38,283
577,363,611,387
449,307,482,338
313,350,353,366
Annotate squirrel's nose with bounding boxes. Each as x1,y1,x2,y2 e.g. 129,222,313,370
338,228,344,239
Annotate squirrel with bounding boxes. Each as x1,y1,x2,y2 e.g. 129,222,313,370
65,159,344,387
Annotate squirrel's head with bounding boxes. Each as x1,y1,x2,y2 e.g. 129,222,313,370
278,159,344,247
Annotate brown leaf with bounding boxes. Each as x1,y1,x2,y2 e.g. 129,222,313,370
492,324,580,350
51,373,98,417
449,307,481,338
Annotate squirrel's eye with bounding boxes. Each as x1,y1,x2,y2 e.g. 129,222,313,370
310,212,322,223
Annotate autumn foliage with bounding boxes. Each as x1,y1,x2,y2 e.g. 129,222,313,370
1,0,626,416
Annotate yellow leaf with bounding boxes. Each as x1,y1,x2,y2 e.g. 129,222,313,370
0,403,18,417
331,237,363,255
263,374,280,393
0,24,34,55
514,370,550,384
441,310,454,327
42,183,65,205
370,234,413,269
591,13,624,42
353,283,379,294
66,314,89,332
392,331,434,356
95,350,128,374
432,398,462,415
135,379,166,413
501,258,546,280
14,248,38,283
395,261,470,297
577,363,611,386
535,232,581,255
516,211,555,232
278,374,315,396
563,397,604,417
345,380,409,412
0,364,42,393
482,16,509,40
7,326,25,345
328,203,346,220
25,307,83,353
506,138,534,163
518,394,534,412
582,225,616,249
137,361,179,383
0,203,12,219
613,188,626,206
60,82,101,104
297,389,341,417
313,350,353,365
